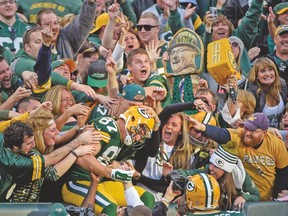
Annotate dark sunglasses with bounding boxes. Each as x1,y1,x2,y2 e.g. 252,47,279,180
136,25,158,31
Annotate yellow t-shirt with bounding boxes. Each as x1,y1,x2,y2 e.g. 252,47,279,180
228,128,288,201
0,112,30,133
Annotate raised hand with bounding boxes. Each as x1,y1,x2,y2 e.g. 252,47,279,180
41,22,53,47
105,57,118,75
107,0,120,22
186,115,206,132
119,74,134,85
184,4,196,20
11,86,32,102
77,130,103,145
22,71,38,90
66,103,90,117
94,94,118,108
30,101,52,116
145,40,161,64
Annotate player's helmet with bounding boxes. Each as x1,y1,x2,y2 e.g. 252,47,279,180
120,106,155,149
185,173,220,211
188,112,216,147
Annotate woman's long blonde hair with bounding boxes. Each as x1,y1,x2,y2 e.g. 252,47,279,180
27,109,54,154
218,172,238,210
165,113,193,170
43,85,75,116
248,57,281,103
237,90,256,119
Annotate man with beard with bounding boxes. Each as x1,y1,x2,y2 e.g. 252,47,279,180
188,112,288,201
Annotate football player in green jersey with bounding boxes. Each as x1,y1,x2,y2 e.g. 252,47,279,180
154,173,244,216
62,105,160,216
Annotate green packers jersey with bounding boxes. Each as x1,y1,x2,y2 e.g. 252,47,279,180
0,20,29,52
93,117,122,165
0,145,45,200
17,0,83,24
68,117,123,181
88,103,110,124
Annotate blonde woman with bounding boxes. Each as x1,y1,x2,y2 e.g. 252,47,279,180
220,90,256,128
169,146,260,211
133,113,191,200
247,57,288,128
43,85,93,146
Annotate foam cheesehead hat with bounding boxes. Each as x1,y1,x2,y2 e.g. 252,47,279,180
119,84,146,102
274,2,288,15
210,145,246,189
51,59,76,72
167,29,200,55
240,112,269,131
275,24,288,36
87,59,108,88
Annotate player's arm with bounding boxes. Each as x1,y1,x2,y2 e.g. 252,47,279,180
76,155,134,182
76,154,112,178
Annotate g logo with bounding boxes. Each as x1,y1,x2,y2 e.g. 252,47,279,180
215,158,224,167
137,108,150,119
186,181,195,192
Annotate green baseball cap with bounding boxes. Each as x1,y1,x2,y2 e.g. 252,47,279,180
49,203,69,216
119,84,146,102
274,2,288,15
87,59,108,88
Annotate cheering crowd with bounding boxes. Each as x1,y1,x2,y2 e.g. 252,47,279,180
1,0,288,215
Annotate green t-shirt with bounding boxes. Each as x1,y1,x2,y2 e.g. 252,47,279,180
0,20,29,52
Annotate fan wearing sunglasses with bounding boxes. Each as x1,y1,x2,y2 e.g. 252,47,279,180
142,0,197,43
137,12,168,71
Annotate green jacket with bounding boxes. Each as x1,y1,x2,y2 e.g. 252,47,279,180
0,135,45,200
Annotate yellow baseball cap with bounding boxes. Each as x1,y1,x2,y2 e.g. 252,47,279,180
275,24,288,36
90,13,109,34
